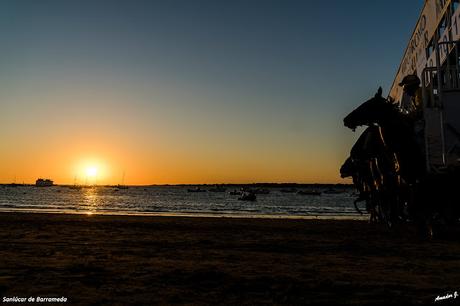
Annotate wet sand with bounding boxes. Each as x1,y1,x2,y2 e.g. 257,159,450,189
0,212,459,305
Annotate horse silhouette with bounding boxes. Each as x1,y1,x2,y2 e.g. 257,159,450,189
343,87,460,237
341,125,402,224
343,87,425,185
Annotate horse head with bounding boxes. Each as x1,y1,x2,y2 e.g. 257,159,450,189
340,157,355,178
343,87,393,130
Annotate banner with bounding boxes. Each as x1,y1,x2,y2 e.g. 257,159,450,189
452,4,460,41
389,0,453,102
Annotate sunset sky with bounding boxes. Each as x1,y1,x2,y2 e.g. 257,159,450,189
1,0,423,185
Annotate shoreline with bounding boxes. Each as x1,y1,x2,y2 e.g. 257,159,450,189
1,212,459,304
0,208,369,220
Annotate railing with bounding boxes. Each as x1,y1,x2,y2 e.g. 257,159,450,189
421,40,460,172
422,40,460,108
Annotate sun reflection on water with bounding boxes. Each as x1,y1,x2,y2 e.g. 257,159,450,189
83,187,99,213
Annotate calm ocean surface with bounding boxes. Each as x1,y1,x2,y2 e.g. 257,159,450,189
0,185,365,218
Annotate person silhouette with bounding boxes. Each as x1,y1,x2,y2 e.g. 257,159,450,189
399,74,423,120
399,74,425,153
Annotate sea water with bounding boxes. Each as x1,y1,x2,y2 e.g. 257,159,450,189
0,185,366,218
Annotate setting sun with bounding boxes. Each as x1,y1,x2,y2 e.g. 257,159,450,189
86,167,98,177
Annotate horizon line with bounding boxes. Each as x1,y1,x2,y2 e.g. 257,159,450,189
1,182,353,186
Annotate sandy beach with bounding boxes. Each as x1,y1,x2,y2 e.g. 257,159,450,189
0,212,459,305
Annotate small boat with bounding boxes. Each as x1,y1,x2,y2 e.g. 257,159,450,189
297,190,321,196
208,186,227,192
229,190,242,195
280,188,297,193
116,171,129,189
35,178,54,187
187,187,206,193
238,191,256,201
323,189,344,194
68,176,82,190
252,188,270,194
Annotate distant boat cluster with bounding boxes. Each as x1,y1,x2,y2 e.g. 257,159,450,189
2,181,350,201
29,176,129,191
186,185,347,202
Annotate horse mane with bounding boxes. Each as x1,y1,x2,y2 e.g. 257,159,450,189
350,126,386,160
381,98,400,113
385,101,413,129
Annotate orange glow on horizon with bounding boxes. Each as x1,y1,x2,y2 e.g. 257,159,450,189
0,147,351,185
0,94,353,186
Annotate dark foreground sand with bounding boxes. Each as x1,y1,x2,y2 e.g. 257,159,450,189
0,212,459,305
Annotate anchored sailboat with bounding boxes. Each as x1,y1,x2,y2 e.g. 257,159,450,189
117,171,128,189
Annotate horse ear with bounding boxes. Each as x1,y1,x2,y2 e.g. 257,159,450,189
375,87,383,98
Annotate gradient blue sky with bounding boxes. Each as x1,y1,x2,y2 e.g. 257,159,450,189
0,0,423,184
